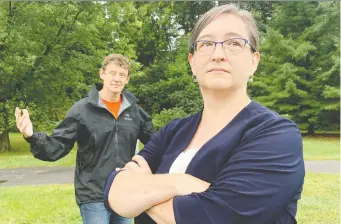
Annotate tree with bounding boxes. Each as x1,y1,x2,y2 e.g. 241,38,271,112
0,2,139,151
249,2,340,133
174,1,216,33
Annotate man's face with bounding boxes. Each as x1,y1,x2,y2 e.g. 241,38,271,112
100,62,130,94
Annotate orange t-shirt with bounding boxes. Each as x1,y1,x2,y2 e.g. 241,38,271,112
102,97,122,119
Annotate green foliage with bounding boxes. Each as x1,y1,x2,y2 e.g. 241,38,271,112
129,33,202,116
250,2,340,133
152,107,187,131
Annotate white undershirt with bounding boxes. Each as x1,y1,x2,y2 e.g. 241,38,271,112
169,148,200,174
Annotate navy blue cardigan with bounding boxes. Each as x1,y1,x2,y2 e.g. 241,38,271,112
104,101,305,224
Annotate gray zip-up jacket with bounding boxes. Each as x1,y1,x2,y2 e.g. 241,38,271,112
25,83,154,204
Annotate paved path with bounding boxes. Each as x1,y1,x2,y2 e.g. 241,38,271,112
0,160,339,187
304,160,340,174
0,167,74,187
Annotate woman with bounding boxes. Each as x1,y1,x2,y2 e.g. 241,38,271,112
104,4,305,224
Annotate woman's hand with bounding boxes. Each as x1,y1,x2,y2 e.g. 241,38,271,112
117,155,152,175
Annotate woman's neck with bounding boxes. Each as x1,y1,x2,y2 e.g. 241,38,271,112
201,88,251,125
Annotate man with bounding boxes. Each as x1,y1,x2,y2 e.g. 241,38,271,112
15,53,154,224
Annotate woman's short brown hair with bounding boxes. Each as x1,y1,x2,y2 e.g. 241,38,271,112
188,3,260,54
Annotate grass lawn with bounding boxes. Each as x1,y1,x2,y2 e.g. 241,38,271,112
0,172,339,224
0,184,81,224
297,173,340,224
302,137,339,160
0,133,339,169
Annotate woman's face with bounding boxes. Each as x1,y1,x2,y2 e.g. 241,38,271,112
189,14,260,92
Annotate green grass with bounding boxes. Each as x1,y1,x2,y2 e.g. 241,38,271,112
0,172,338,224
297,173,340,224
303,137,340,160
0,184,81,224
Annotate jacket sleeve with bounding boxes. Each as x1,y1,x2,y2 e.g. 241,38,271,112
137,107,155,145
138,118,180,173
172,118,305,224
25,104,80,161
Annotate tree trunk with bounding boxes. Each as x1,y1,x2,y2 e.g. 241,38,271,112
307,124,315,135
0,131,11,151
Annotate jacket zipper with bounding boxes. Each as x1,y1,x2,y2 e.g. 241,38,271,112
99,101,131,166
90,95,133,170
114,120,119,165
114,105,132,165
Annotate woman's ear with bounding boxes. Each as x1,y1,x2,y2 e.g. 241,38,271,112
188,53,196,75
251,52,260,74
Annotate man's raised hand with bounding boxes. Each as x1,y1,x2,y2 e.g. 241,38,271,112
15,107,33,138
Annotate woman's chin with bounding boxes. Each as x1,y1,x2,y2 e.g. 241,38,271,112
200,80,234,91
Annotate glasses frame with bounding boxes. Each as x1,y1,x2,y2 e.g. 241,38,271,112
191,38,256,55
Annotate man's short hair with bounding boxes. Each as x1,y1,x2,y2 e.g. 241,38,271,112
102,54,131,75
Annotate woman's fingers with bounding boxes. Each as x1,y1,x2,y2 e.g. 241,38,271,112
132,155,149,168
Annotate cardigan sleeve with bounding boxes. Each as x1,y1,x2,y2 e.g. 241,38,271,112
172,118,305,224
104,119,181,212
137,118,181,173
